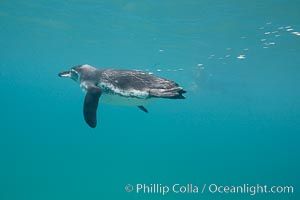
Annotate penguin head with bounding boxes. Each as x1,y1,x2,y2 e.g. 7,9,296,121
58,64,96,82
58,68,80,82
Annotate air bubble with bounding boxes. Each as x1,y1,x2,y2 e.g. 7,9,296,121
237,55,246,59
292,32,300,36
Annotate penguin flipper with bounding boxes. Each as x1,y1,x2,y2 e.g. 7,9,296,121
137,106,148,113
83,86,102,128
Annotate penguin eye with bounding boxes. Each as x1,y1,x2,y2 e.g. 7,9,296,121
70,69,80,81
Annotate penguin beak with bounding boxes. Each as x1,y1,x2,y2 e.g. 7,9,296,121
58,70,71,78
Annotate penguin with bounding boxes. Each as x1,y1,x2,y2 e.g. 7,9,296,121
59,64,186,128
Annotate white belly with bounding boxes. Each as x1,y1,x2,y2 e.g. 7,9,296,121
100,93,154,106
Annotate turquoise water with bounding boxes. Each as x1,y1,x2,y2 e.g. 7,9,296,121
0,0,299,199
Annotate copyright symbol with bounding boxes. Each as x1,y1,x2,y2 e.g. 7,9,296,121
125,184,134,193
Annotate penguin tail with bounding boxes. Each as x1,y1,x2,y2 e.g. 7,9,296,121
149,87,186,99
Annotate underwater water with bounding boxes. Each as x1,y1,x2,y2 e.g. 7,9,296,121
0,0,299,199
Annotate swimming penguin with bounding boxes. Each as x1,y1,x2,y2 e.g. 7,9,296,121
58,64,186,128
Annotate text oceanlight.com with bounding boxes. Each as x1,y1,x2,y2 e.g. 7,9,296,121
124,183,294,196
